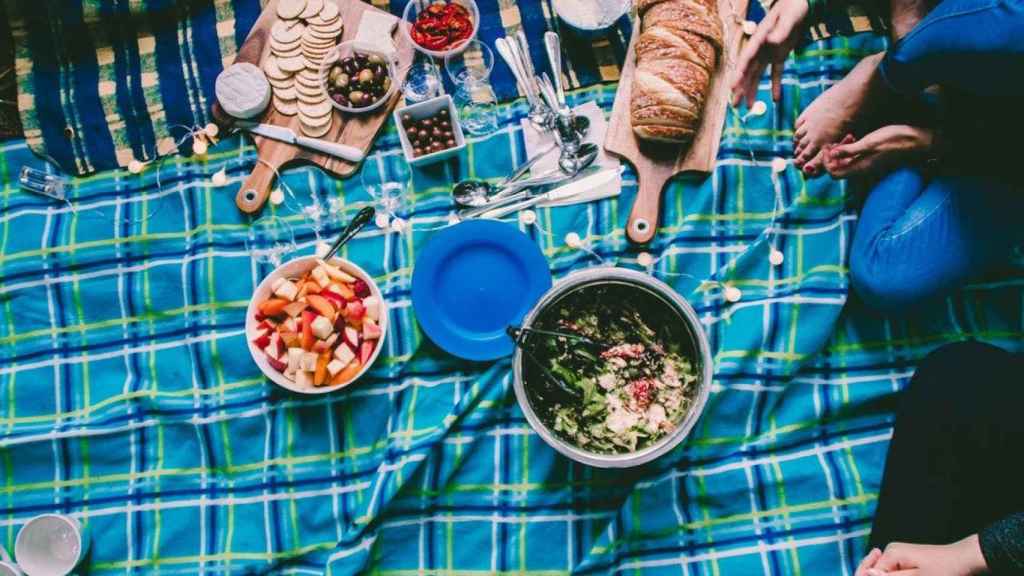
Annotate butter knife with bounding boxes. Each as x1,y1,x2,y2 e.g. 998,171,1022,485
480,167,620,219
241,122,364,163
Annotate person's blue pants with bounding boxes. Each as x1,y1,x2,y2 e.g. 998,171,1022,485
849,0,1024,312
850,168,1022,312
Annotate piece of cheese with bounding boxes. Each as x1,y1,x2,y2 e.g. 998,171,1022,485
354,11,398,57
215,63,271,119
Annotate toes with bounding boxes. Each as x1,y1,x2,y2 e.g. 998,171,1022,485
795,140,821,167
803,150,826,177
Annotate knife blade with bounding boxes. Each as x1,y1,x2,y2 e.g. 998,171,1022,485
242,122,365,163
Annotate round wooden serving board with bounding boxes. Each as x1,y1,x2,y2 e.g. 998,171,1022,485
603,0,747,244
212,0,415,214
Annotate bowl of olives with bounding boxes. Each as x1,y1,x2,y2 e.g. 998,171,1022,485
393,95,466,166
320,41,397,114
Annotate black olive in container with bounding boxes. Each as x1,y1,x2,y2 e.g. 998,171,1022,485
392,95,467,167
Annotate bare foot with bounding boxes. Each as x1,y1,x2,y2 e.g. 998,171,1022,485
822,125,936,179
793,52,887,176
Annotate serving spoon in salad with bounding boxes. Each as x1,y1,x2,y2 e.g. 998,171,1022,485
507,325,611,400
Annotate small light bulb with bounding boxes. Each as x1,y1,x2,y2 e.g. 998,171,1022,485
204,123,220,138
390,217,407,233
269,188,285,205
771,157,787,173
192,139,208,156
742,20,757,35
749,100,767,117
128,160,143,174
565,232,582,248
518,210,537,226
769,249,784,266
375,212,391,229
724,285,742,303
211,168,227,186
637,252,654,267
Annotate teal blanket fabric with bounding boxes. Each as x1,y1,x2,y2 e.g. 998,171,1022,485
1,32,1023,574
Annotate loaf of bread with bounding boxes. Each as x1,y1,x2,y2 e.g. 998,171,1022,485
630,0,723,143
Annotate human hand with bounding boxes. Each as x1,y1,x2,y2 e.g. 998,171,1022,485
853,535,988,576
731,0,809,107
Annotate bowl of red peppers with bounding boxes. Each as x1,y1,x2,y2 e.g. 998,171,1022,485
402,0,479,58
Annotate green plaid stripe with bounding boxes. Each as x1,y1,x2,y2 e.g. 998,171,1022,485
2,26,1021,576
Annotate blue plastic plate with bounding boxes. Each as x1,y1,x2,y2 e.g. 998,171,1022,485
411,220,553,361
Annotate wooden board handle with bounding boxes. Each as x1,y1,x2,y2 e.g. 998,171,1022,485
627,174,668,244
236,160,277,214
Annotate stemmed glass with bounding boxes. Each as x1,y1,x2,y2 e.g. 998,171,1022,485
444,39,498,136
245,214,297,266
360,156,413,231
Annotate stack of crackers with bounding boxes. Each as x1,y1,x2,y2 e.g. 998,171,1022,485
263,0,345,138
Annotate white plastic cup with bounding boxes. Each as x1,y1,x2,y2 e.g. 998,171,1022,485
14,515,89,576
0,546,22,576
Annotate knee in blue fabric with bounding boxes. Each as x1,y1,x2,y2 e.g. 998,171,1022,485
849,169,970,312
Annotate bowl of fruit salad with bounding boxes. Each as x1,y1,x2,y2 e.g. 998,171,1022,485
246,256,387,394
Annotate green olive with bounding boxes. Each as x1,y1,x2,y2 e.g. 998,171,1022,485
367,54,384,66
357,69,375,85
349,90,366,106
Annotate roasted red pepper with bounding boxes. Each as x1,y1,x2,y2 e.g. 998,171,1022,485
410,1,474,52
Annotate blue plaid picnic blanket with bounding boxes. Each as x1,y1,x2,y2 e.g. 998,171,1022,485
5,21,1024,576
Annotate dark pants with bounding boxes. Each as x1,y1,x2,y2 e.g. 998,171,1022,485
869,341,1024,548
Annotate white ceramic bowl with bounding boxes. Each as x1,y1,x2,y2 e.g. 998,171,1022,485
319,41,398,115
553,0,630,36
393,95,466,167
401,0,480,59
246,256,388,394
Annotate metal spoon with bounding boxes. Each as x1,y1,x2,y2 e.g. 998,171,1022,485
452,141,558,207
322,206,375,261
457,143,599,220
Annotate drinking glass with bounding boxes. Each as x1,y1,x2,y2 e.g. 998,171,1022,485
361,157,413,228
445,40,499,136
402,61,443,103
443,39,494,87
246,215,297,266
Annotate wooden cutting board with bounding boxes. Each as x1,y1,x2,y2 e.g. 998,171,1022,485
212,0,414,214
604,0,747,244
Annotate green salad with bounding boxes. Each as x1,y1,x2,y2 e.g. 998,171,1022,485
523,283,699,454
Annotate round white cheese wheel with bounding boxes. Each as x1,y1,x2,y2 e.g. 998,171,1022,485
215,63,271,119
